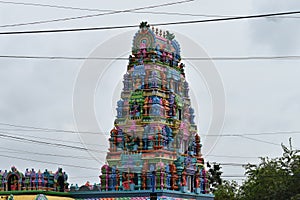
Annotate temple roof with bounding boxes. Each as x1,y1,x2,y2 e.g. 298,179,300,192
132,22,181,56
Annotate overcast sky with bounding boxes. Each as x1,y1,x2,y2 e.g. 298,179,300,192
0,0,300,185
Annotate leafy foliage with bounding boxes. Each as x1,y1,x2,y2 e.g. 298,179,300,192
206,162,223,192
239,138,300,200
213,138,300,200
214,180,239,200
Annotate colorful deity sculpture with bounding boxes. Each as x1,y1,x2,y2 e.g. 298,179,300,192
101,22,209,194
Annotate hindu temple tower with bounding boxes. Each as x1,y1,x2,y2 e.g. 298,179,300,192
98,22,211,199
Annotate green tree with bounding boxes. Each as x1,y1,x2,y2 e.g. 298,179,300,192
239,138,300,200
214,180,240,200
206,162,223,192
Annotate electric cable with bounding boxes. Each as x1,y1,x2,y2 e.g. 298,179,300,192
0,10,300,35
1,122,300,137
0,128,107,147
0,131,108,153
3,55,300,61
0,147,98,161
0,1,299,29
0,0,194,28
0,154,100,170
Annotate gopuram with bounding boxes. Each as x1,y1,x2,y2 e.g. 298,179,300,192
0,22,214,200
79,22,213,200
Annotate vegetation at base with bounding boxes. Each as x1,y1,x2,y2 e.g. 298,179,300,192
209,138,300,200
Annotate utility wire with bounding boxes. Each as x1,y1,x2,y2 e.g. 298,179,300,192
0,0,193,12
0,1,299,28
0,145,257,161
222,175,300,178
3,55,300,61
0,154,100,170
0,152,258,179
0,129,106,147
0,141,263,164
0,0,111,12
0,130,284,161
202,131,300,137
206,154,259,159
0,132,274,169
1,10,300,35
0,122,103,135
1,122,300,137
0,136,265,162
0,147,98,161
0,131,108,153
203,134,282,147
0,127,285,164
0,0,194,28
239,135,281,147
1,0,299,20
0,151,254,169
0,130,293,163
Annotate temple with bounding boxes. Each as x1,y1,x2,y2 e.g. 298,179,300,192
0,166,71,199
0,22,214,200
93,22,213,199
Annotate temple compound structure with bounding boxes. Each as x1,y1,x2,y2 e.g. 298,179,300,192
72,22,213,200
0,166,72,199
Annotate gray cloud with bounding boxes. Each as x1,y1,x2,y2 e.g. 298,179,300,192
249,1,300,53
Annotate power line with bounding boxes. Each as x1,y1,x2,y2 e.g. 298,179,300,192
204,133,300,149
203,134,281,147
239,135,281,147
0,131,108,153
0,0,111,12
203,131,300,137
221,175,246,178
0,130,288,161
222,175,300,178
0,126,287,163
0,141,269,164
184,56,300,61
0,130,288,159
0,143,258,170
1,10,300,35
0,129,106,147
0,122,104,135
0,144,257,162
215,162,249,167
0,0,193,12
1,1,299,29
0,55,129,60
0,0,194,28
0,130,266,168
0,147,98,161
0,154,100,170
206,154,259,159
1,122,300,137
0,151,254,169
0,135,265,164
69,176,98,179
3,55,300,61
